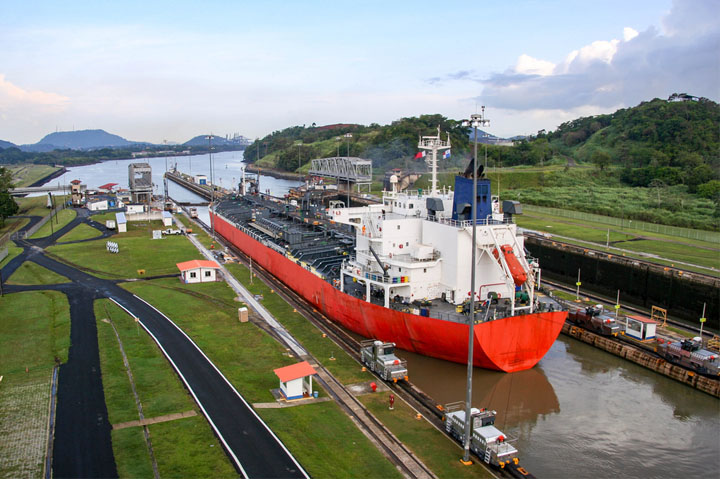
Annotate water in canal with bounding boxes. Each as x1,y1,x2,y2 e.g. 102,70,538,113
49,154,719,478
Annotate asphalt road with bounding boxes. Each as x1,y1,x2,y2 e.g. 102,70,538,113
3,211,308,478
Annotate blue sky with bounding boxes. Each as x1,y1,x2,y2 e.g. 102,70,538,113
1,0,717,145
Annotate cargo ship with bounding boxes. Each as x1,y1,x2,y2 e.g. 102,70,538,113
211,129,566,372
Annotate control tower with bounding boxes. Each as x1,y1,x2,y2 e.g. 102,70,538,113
129,163,153,204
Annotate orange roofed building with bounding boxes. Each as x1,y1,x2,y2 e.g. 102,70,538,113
273,361,317,400
176,260,220,284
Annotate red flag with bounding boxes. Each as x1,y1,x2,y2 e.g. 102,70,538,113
414,151,426,159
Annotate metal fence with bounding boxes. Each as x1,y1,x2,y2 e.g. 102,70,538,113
523,204,720,244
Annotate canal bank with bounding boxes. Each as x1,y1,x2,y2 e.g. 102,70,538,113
526,236,720,328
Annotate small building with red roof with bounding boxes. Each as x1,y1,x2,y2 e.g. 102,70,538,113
273,361,317,400
176,259,221,284
625,314,657,341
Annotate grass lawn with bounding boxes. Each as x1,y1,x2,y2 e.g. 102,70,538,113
58,223,103,242
110,428,154,479
148,415,237,478
94,299,196,424
48,221,202,279
9,165,61,187
517,212,720,273
6,261,70,285
0,290,71,377
360,393,495,479
30,208,77,239
94,298,235,477
121,278,295,403
225,262,371,385
0,245,23,267
0,290,69,477
15,195,70,218
258,402,403,479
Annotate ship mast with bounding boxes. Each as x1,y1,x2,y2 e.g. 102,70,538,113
417,126,451,197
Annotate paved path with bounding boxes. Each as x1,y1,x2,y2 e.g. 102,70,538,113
2,211,309,479
113,410,197,430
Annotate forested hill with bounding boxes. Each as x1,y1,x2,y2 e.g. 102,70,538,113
244,115,472,172
547,95,719,163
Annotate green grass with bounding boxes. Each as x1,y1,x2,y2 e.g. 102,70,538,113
0,246,23,267
110,428,155,479
121,278,296,403
259,402,403,479
225,262,371,385
30,208,77,239
148,415,237,478
94,298,235,477
360,393,495,479
6,261,70,285
95,299,195,424
8,165,61,188
15,195,71,218
0,290,71,377
58,223,102,242
48,221,202,279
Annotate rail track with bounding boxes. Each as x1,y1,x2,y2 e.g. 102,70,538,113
197,215,533,478
541,278,715,338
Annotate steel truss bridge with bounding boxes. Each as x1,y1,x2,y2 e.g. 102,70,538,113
308,157,373,187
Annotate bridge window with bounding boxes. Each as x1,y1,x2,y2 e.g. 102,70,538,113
409,203,414,209
397,225,401,230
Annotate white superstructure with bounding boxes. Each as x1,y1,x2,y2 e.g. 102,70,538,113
327,128,539,319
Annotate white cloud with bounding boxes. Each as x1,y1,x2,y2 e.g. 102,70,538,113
514,54,555,76
478,0,720,113
623,27,639,42
0,74,69,112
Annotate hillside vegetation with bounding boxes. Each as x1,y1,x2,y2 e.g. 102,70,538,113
247,96,719,231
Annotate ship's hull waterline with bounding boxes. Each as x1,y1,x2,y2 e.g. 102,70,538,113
213,212,566,372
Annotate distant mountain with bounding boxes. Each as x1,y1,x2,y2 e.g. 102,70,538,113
183,135,251,147
467,129,514,144
0,139,16,149
23,129,138,151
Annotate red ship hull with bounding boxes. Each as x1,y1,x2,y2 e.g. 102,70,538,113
213,213,566,372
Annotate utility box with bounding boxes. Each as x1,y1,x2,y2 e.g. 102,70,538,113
238,307,249,322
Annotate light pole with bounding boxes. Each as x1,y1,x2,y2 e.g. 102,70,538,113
335,136,342,157
460,107,490,465
207,134,215,239
344,133,352,206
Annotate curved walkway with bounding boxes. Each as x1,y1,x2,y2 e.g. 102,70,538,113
2,210,308,478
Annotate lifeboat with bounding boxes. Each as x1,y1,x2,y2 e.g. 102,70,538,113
493,245,527,287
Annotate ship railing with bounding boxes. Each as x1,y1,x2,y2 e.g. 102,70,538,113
426,215,513,228
355,249,440,263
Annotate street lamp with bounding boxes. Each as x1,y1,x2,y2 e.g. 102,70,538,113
335,136,342,157
206,134,215,239
459,106,490,465
344,133,352,206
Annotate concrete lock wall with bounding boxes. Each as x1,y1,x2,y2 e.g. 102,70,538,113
527,237,720,329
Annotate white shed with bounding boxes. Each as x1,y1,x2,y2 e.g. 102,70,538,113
625,315,657,341
88,199,108,211
126,204,145,214
115,212,127,233
162,211,173,227
273,361,317,400
176,259,220,283
194,174,207,185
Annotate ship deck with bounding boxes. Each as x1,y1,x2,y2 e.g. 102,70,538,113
216,195,562,327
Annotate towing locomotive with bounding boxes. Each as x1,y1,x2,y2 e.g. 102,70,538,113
443,402,519,469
